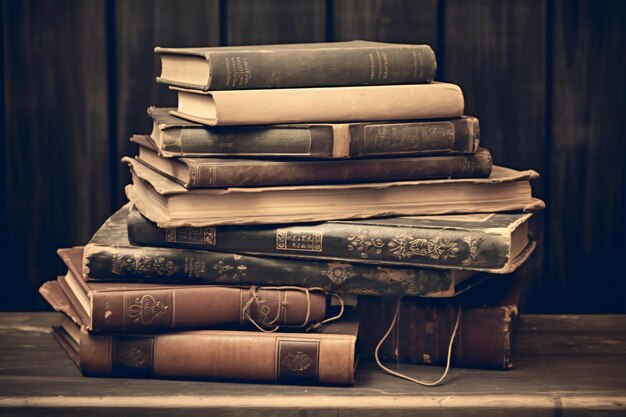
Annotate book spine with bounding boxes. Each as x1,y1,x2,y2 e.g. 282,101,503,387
357,298,516,370
90,287,327,331
83,244,456,297
182,149,492,188
206,45,436,90
79,331,356,385
127,208,511,270
158,125,335,159
349,117,480,157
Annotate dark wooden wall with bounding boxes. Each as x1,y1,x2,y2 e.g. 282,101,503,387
2,0,625,312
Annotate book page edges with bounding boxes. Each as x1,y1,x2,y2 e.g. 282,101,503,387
124,157,187,195
128,187,544,228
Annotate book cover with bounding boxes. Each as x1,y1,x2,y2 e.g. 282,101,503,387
83,206,484,297
145,107,480,159
49,303,358,386
171,82,464,126
156,41,436,90
134,146,493,188
128,209,534,274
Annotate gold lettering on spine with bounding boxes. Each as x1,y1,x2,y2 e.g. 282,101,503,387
165,226,216,245
225,56,252,87
276,229,323,252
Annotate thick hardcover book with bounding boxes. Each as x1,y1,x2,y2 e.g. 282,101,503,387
155,41,436,90
171,82,464,126
123,157,545,227
129,209,534,274
134,146,493,188
83,206,482,297
357,274,523,370
145,107,480,159
42,247,330,332
50,307,357,385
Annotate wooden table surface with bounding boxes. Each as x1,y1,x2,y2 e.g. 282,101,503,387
0,313,624,416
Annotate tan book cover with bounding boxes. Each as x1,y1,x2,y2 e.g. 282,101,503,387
171,82,464,126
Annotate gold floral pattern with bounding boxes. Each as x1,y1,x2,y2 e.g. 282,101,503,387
345,231,480,263
462,237,479,265
111,254,178,276
347,229,385,258
387,234,459,260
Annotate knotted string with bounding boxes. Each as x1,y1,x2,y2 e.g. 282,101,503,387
241,286,344,333
374,299,462,387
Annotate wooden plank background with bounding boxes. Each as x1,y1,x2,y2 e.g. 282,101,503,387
1,0,624,312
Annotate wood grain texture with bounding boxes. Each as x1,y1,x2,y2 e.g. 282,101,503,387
226,0,326,45
1,1,111,310
548,0,626,313
2,2,626,314
114,0,220,205
443,0,547,312
333,0,438,50
0,313,625,416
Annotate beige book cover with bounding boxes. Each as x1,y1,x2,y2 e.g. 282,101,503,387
171,82,464,126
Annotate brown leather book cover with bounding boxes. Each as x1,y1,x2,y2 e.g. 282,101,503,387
52,308,358,386
357,274,523,370
134,147,493,188
52,247,329,332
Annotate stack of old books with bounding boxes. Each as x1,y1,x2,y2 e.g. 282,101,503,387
40,41,544,386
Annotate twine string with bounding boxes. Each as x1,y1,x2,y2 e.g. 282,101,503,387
374,299,463,387
241,286,344,333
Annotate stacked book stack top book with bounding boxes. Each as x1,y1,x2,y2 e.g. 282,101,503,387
40,41,544,386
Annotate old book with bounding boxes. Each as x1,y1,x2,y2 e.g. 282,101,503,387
171,82,464,126
156,41,436,90
123,157,545,227
83,206,484,297
49,303,358,385
128,210,533,274
134,146,493,188
358,274,524,370
43,246,331,332
145,107,480,159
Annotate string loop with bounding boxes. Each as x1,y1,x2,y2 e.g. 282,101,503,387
374,299,462,387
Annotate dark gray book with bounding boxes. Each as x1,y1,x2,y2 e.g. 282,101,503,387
128,208,535,273
84,206,484,297
155,41,436,90
143,107,480,159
